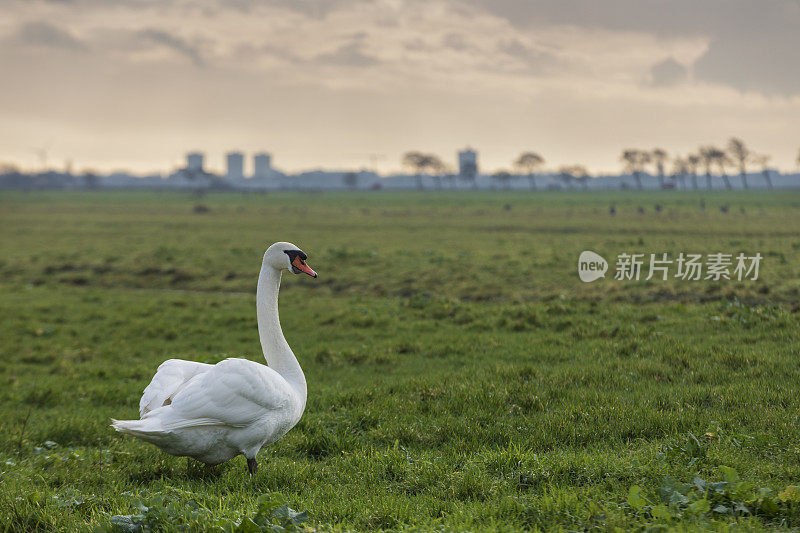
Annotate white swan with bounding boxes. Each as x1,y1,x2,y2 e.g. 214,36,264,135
112,242,317,474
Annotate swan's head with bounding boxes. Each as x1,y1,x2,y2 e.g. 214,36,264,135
264,242,317,278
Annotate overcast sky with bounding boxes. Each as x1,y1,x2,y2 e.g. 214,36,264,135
1,0,799,175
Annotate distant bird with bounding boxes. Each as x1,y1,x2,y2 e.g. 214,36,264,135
112,242,317,474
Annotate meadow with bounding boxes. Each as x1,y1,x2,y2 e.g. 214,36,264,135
1,189,799,531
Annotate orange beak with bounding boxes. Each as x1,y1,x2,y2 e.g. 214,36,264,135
292,256,317,278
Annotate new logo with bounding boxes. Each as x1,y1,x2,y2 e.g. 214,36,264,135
578,251,608,282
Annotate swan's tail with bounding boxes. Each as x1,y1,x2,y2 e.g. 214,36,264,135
111,418,170,445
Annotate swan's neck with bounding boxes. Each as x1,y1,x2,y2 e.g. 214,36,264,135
256,264,307,407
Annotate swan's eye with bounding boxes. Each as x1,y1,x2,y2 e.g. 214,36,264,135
283,249,317,277
283,250,307,262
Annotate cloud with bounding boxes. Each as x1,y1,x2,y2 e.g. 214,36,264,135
403,38,433,52
463,0,800,96
442,33,469,51
3,0,800,176
138,29,204,67
16,21,86,51
460,0,750,37
496,38,560,74
258,0,345,18
314,38,378,67
647,58,688,87
693,34,800,96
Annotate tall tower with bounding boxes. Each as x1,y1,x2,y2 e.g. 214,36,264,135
458,148,478,178
253,152,272,179
226,152,244,179
186,152,204,172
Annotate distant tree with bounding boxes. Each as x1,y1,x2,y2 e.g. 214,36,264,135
402,151,430,191
402,152,447,191
570,165,589,190
751,153,773,189
492,170,513,190
82,170,99,189
727,138,751,189
556,165,587,190
699,146,729,190
429,158,448,190
686,154,701,190
796,148,800,169
711,149,733,189
671,157,688,189
514,152,545,190
343,172,358,191
402,151,426,190
620,149,651,190
561,165,589,191
651,148,668,189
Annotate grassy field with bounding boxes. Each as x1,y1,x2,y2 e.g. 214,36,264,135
1,190,799,531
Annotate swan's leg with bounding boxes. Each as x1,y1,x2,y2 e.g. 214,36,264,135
247,457,258,475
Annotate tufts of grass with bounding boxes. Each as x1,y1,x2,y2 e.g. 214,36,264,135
0,191,799,531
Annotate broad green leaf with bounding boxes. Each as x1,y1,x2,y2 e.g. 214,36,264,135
651,504,672,520
271,503,292,521
658,477,686,504
288,510,308,525
669,491,689,507
709,481,727,493
719,466,738,484
687,498,710,515
109,515,140,533
256,493,286,515
628,486,647,510
236,517,261,533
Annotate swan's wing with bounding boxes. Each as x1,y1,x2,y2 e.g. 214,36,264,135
160,358,295,430
139,359,214,417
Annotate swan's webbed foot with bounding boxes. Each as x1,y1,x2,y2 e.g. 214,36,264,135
247,457,258,475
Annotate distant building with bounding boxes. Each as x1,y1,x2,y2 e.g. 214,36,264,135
458,148,478,178
253,153,272,179
226,151,244,179
186,152,204,172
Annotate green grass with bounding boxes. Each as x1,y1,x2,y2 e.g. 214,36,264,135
1,190,799,531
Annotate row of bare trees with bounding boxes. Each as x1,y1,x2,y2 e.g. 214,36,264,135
402,150,586,191
622,138,776,190
510,153,590,190
402,140,797,191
